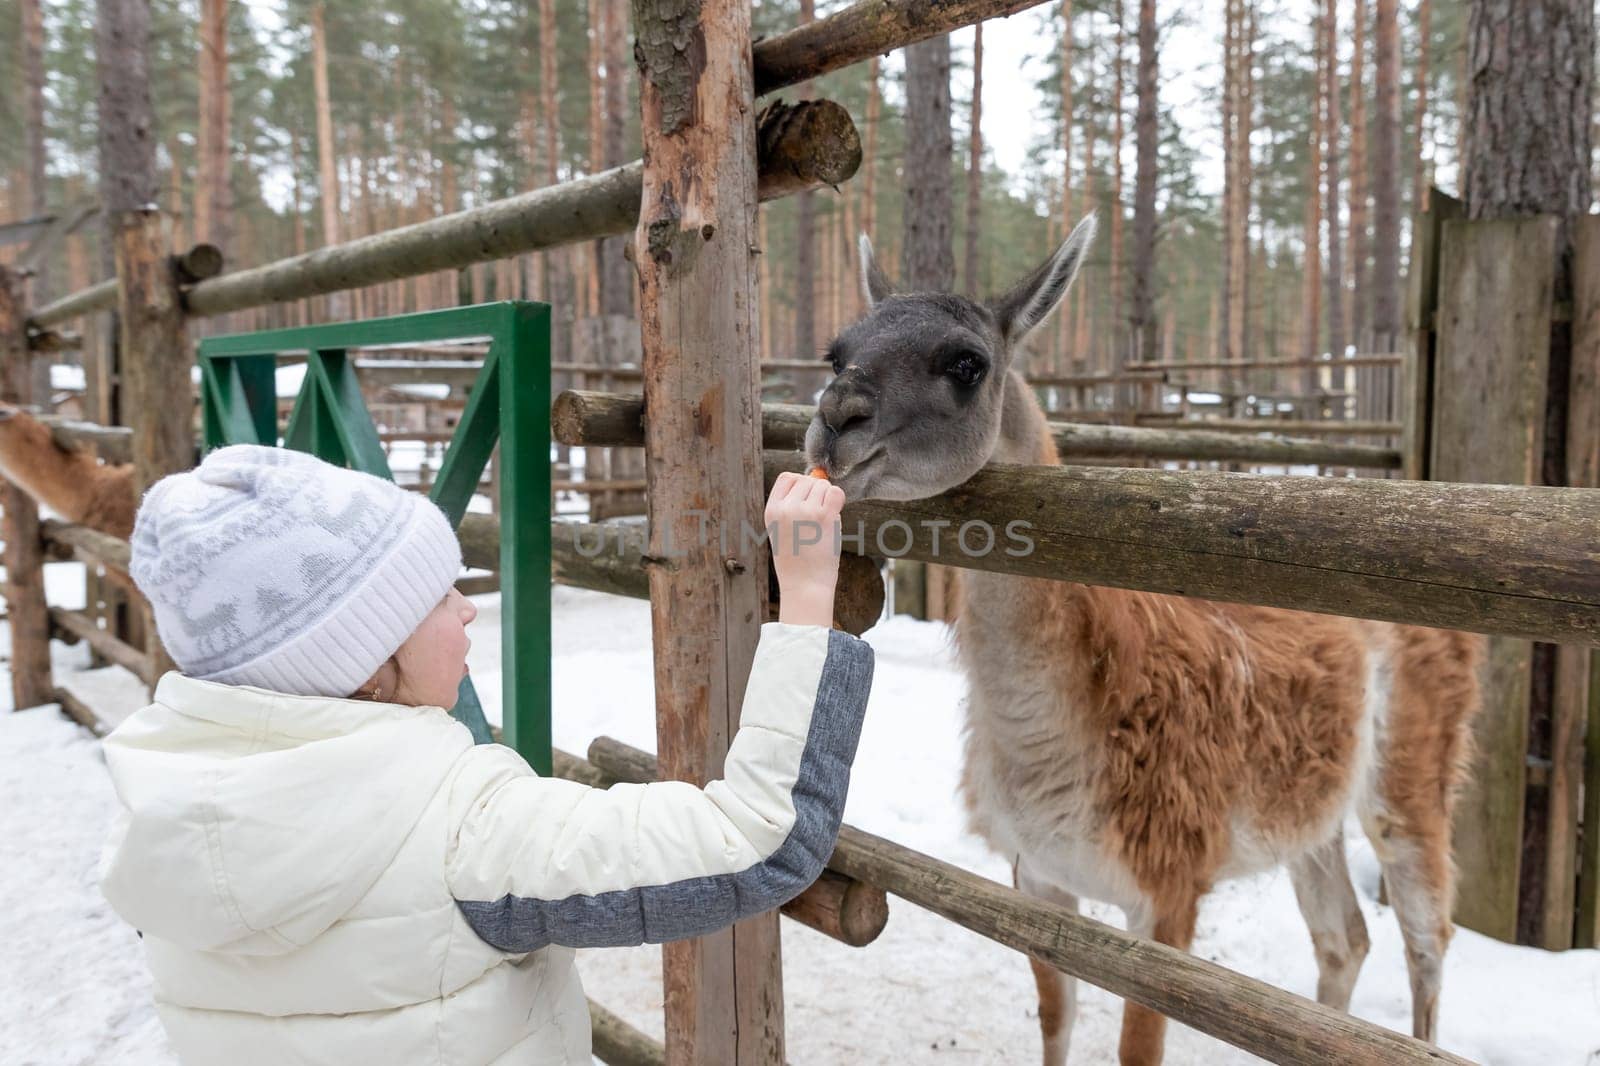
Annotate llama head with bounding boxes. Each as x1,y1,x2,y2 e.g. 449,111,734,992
802,214,1095,501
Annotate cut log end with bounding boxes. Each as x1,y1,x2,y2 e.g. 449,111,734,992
175,243,225,284
780,868,889,947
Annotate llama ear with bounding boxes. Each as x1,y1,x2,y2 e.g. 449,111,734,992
858,233,895,308
990,213,1097,345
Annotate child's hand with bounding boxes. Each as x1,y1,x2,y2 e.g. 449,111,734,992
766,471,846,627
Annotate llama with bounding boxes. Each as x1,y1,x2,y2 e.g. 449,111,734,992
0,403,136,539
802,216,1484,1065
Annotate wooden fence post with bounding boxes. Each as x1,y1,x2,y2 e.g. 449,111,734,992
632,0,785,1061
0,265,54,709
1567,219,1600,947
111,208,191,688
1433,216,1557,943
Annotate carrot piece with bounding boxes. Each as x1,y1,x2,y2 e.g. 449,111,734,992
808,466,828,479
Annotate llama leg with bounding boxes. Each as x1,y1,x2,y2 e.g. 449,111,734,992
1288,835,1370,1011
1370,825,1453,1043
1118,897,1198,1066
1014,859,1079,1066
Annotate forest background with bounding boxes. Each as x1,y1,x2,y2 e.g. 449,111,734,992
0,0,1459,378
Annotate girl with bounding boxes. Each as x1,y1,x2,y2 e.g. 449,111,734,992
99,444,874,1065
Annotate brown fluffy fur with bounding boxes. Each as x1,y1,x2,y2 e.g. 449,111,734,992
0,404,136,539
957,406,1483,1064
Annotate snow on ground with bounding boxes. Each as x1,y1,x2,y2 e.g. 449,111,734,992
3,575,1599,1065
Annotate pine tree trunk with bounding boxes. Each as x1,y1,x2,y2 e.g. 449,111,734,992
585,0,604,317
1413,0,1432,211
598,0,633,318
794,0,817,358
22,0,48,304
1110,0,1126,373
902,34,955,292
863,57,880,240
438,100,460,216
310,3,339,248
1322,0,1346,379
1369,0,1401,345
1057,0,1074,365
97,0,158,216
1230,2,1254,364
1348,0,1369,344
539,0,568,362
1219,0,1236,361
195,0,232,256
1131,0,1159,365
1073,39,1094,368
1302,2,1323,367
963,22,984,297
842,177,859,320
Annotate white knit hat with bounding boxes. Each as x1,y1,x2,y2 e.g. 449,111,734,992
130,445,463,697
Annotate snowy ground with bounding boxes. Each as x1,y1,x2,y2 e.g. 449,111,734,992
3,568,1599,1065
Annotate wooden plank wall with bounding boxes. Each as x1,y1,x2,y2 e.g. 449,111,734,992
1401,190,1462,481
1433,216,1556,943
1569,220,1600,947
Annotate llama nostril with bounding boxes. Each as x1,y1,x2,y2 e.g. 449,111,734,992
819,387,874,435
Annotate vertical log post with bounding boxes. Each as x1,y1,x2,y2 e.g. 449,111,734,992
112,208,191,687
631,0,784,1062
0,266,54,709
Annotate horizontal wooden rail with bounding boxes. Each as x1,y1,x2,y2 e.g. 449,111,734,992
551,748,890,949
185,102,854,318
27,328,81,353
552,478,648,494
753,0,1047,96
551,390,1403,469
585,736,1470,1066
762,452,1600,645
1027,370,1168,387
1125,354,1404,372
28,278,116,330
38,416,133,464
28,99,858,326
1139,417,1403,436
41,519,131,571
589,1000,664,1066
357,360,484,388
54,685,112,737
48,606,153,683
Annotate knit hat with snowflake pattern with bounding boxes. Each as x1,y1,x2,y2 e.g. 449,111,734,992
129,444,461,697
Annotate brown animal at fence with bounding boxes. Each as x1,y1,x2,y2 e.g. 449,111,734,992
0,403,135,539
802,216,1485,1065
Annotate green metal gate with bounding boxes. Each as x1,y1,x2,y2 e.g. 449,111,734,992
197,303,552,773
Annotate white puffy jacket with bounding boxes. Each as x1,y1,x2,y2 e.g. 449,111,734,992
99,622,874,1065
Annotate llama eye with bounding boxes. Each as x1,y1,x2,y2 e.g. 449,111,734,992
946,353,986,388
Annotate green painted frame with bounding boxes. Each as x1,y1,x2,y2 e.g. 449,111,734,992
197,303,552,773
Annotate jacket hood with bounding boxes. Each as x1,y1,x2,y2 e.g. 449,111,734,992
99,673,473,955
